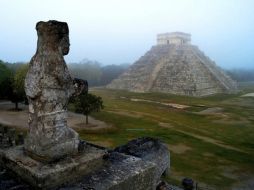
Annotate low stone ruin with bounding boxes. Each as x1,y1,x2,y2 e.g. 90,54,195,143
0,20,170,190
0,137,172,190
0,126,24,149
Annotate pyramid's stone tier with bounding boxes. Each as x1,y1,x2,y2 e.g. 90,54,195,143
107,44,237,96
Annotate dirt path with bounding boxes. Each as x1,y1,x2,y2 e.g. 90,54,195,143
168,143,192,154
67,112,111,130
129,98,190,109
0,101,110,130
106,109,161,120
241,92,254,97
0,110,29,128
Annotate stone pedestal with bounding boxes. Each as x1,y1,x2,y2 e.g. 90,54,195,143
0,137,170,190
2,144,106,189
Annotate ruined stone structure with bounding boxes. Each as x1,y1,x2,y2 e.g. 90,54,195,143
157,32,191,45
0,21,170,190
108,32,237,96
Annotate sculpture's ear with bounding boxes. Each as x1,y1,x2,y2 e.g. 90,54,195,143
36,21,45,33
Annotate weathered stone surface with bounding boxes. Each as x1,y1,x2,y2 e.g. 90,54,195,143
114,137,170,184
0,138,170,190
59,137,170,190
24,20,79,161
157,32,191,45
157,181,183,190
1,144,106,189
60,152,157,190
107,33,238,97
0,167,30,190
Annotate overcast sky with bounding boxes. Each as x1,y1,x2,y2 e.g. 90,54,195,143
0,0,253,69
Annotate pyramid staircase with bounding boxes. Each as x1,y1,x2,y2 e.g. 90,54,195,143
108,44,237,96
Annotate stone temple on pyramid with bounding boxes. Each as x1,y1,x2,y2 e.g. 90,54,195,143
107,32,237,96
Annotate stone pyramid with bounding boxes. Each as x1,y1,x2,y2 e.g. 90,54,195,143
107,32,237,96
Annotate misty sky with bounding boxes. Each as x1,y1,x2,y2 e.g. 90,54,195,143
0,0,253,69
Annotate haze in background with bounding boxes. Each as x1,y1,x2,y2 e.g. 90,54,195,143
0,0,253,69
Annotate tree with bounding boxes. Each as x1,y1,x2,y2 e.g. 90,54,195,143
226,68,254,82
69,59,102,86
100,64,129,86
74,93,104,124
5,62,27,74
68,59,130,87
10,64,28,110
0,61,13,99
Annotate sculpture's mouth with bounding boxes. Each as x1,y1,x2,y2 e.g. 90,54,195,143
62,46,70,55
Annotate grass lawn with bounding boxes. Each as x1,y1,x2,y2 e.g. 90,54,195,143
1,82,253,189
77,84,254,189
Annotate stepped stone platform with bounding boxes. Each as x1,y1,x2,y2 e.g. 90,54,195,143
0,137,170,190
108,32,238,96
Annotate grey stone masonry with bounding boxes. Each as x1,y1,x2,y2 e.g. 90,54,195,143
24,21,80,161
0,137,170,190
107,35,237,97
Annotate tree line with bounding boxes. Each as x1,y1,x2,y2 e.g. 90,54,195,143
226,68,254,82
69,60,254,84
0,59,128,99
68,59,129,86
1,58,254,110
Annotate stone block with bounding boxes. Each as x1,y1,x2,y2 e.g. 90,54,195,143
114,137,170,183
60,152,157,190
0,137,170,190
1,144,106,189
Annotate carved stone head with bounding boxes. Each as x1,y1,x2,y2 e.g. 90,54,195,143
36,20,70,55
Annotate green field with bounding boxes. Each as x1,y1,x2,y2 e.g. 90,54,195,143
76,84,254,189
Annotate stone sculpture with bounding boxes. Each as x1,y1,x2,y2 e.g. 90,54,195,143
0,20,170,190
24,20,80,161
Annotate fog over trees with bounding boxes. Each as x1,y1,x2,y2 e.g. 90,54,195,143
68,59,129,86
226,69,254,82
68,60,254,85
1,59,254,92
